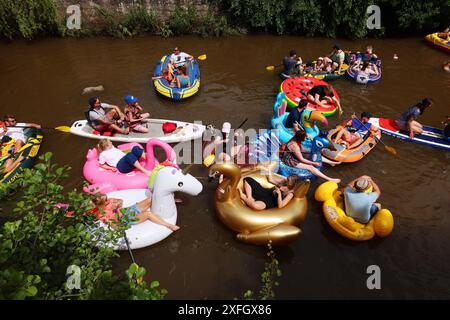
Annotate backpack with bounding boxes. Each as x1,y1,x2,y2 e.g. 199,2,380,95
85,108,94,126
162,122,177,134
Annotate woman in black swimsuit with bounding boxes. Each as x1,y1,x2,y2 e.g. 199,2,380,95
238,174,299,210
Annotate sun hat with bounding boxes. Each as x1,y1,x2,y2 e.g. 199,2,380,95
354,178,370,192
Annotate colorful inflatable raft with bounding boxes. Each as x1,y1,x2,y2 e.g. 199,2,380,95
153,55,200,100
280,76,340,116
321,126,381,163
424,33,450,54
315,181,394,241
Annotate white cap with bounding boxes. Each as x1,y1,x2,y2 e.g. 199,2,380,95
222,122,231,134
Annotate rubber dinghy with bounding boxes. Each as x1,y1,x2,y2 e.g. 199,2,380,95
70,119,205,143
368,117,450,151
346,53,382,84
424,33,450,54
1,128,43,186
153,55,200,100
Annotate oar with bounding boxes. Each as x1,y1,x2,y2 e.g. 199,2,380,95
236,118,248,130
353,117,397,156
123,231,136,264
7,125,70,133
266,63,283,71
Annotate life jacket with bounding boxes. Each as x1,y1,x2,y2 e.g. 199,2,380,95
85,108,94,126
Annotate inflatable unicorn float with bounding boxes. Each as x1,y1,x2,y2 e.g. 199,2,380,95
84,138,203,250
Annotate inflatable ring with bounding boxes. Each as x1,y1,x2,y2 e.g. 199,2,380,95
346,54,382,84
280,76,340,116
314,181,394,241
321,126,381,163
209,163,310,245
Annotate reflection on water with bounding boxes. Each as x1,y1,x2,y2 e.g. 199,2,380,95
0,36,449,299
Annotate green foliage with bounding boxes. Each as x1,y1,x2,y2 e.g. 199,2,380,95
0,152,166,300
124,6,161,35
168,5,199,35
379,0,448,35
95,5,131,39
0,0,61,39
1,1,448,40
199,9,240,37
159,23,174,38
244,242,282,300
218,0,450,38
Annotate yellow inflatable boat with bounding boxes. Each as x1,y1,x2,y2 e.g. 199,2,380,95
314,181,394,241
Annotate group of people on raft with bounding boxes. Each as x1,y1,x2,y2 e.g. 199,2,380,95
207,121,384,225
0,115,41,175
205,92,449,226
160,47,193,88
283,44,380,79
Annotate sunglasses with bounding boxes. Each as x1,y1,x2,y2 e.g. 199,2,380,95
8,119,16,123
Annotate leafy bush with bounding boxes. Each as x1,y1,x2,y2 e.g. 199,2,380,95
0,0,61,39
124,6,161,35
94,5,131,39
243,242,282,300
199,9,236,37
168,5,199,35
0,152,166,300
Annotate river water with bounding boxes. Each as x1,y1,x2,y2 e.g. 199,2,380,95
1,36,449,299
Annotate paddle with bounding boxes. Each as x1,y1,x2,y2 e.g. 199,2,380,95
7,125,70,133
266,63,283,71
353,117,397,156
236,118,248,130
123,231,136,264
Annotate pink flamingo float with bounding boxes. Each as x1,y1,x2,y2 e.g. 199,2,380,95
83,138,178,194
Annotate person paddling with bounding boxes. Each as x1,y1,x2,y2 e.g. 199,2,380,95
396,98,433,139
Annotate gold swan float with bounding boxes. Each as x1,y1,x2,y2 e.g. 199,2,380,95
209,163,310,245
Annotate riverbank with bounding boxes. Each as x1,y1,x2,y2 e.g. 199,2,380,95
1,1,449,40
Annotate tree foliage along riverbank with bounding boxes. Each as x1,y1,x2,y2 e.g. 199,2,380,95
0,153,167,300
0,0,449,40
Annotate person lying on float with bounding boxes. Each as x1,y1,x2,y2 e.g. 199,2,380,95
306,84,343,115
